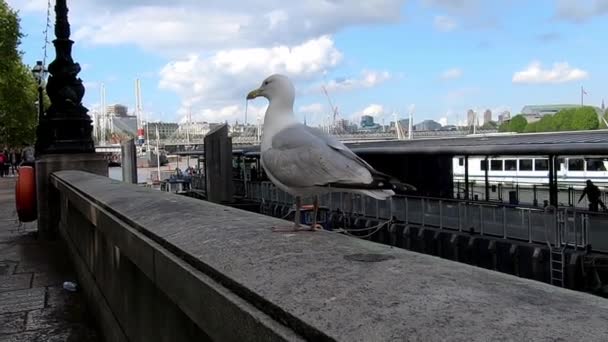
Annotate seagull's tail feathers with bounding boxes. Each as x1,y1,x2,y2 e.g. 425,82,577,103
369,169,417,194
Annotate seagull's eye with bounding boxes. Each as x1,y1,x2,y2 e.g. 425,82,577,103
264,80,271,86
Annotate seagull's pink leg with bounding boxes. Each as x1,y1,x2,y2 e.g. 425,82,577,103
272,196,304,232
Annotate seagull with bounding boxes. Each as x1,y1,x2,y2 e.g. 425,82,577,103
247,74,410,232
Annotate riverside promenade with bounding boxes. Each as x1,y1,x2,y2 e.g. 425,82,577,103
0,177,98,341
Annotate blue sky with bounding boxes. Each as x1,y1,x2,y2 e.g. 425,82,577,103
8,0,608,126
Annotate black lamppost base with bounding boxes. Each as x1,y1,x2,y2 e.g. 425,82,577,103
35,116,95,154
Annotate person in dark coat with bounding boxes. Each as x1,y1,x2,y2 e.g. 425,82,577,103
578,180,607,212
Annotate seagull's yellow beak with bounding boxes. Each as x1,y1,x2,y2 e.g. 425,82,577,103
246,88,263,100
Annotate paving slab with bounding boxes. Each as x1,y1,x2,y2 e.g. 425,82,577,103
0,274,32,293
0,312,26,335
0,177,98,341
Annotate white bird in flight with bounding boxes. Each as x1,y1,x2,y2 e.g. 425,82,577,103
247,74,409,232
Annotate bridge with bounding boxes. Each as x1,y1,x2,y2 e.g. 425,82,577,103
159,129,498,146
96,129,500,154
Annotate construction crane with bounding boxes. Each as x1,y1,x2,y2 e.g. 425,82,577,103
321,85,340,133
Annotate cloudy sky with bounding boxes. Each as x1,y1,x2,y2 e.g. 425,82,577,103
8,0,608,126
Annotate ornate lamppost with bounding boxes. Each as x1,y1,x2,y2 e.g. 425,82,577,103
35,0,95,154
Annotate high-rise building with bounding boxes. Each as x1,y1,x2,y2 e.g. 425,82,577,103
484,109,492,124
467,109,476,127
106,104,129,117
360,115,375,128
498,111,511,124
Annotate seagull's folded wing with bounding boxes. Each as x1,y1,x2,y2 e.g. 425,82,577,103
262,124,376,188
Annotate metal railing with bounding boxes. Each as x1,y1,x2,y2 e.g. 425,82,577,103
246,181,608,253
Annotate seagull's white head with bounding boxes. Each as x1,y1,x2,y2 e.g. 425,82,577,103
246,74,295,105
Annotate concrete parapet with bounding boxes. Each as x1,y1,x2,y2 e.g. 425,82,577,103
36,153,107,239
50,171,608,341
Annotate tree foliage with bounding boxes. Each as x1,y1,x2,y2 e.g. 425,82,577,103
499,107,600,133
0,0,38,147
500,114,528,133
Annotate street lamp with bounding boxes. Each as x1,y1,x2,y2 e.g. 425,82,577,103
31,61,47,120
35,0,95,154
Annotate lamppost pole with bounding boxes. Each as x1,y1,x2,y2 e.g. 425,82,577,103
35,0,95,154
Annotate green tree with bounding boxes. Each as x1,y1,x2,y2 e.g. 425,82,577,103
524,121,538,133
507,114,528,133
571,106,599,130
0,0,38,147
552,106,598,131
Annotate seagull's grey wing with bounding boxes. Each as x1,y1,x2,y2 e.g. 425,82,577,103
262,125,373,188
305,126,377,170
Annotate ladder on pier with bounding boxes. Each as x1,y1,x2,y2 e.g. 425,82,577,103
549,247,565,287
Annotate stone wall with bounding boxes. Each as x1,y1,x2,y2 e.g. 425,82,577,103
50,171,608,342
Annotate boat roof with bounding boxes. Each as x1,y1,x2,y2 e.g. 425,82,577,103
178,130,608,157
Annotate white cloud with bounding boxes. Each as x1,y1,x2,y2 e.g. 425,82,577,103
434,15,458,32
438,117,448,126
175,103,268,125
361,104,385,117
159,36,341,105
512,61,589,84
322,70,391,92
423,0,480,12
299,103,324,113
440,68,463,80
555,0,608,22
23,0,405,54
159,36,342,122
5,0,46,11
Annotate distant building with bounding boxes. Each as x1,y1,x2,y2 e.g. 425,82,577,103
414,120,442,131
180,122,224,137
144,122,179,139
498,111,511,124
360,115,375,128
520,104,580,117
106,104,129,117
336,119,357,133
467,109,476,127
484,109,492,124
520,104,604,123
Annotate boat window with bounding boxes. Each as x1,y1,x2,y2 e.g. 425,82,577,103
534,159,548,171
491,160,503,171
504,160,517,171
480,160,487,171
519,159,533,171
458,158,464,166
586,159,607,171
568,158,584,171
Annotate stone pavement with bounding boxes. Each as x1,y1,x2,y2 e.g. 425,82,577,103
0,177,99,342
